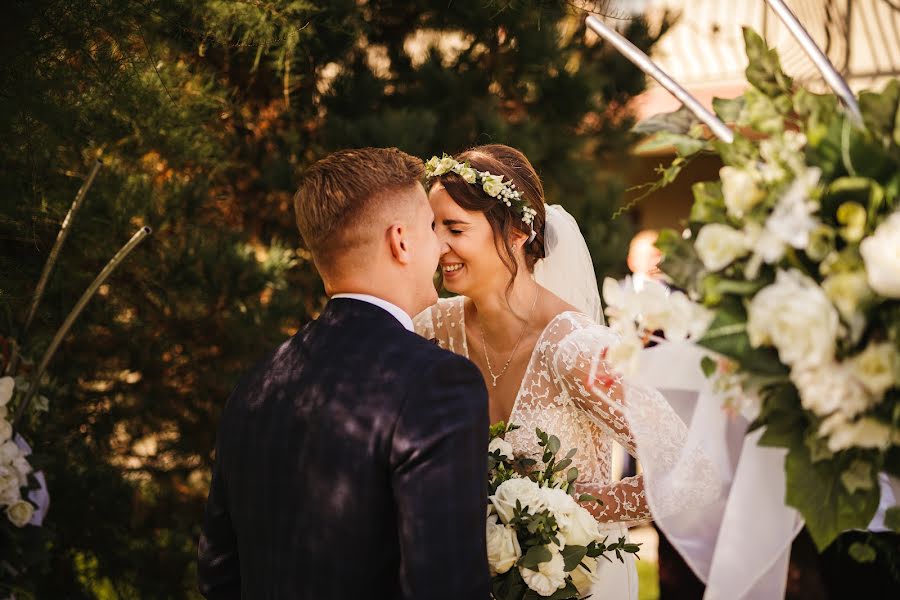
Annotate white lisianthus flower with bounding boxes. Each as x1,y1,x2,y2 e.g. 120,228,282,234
790,362,873,418
695,224,750,272
11,455,31,486
849,342,899,399
569,556,599,597
0,377,13,406
491,478,545,524
458,166,477,184
765,167,821,250
520,547,567,596
482,174,504,198
486,513,522,575
5,499,34,528
819,414,896,453
488,437,514,459
565,504,601,548
721,166,765,218
0,420,12,444
860,212,900,298
747,270,839,368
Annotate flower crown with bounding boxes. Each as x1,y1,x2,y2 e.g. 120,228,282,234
425,154,538,234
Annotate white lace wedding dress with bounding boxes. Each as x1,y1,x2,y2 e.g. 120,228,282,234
416,296,721,598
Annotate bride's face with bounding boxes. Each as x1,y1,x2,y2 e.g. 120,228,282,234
429,184,513,297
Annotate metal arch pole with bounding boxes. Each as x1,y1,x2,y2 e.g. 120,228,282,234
764,0,864,127
585,15,735,144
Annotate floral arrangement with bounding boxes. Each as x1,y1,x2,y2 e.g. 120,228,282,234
487,423,640,599
0,377,38,528
606,28,900,551
425,154,538,228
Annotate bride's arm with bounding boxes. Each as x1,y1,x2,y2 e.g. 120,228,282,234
551,327,652,524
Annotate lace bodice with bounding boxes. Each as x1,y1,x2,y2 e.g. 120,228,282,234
416,297,655,524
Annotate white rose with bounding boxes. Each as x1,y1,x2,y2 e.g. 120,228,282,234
11,455,31,485
0,465,20,502
721,166,765,218
491,478,545,524
790,362,873,418
459,166,477,184
520,547,567,596
747,270,839,368
5,499,34,528
0,376,13,406
564,504,601,548
486,513,522,575
0,439,20,464
695,224,750,272
860,212,900,298
482,175,504,198
849,342,899,399
0,419,11,444
488,437,514,459
432,156,455,176
569,555,598,597
819,414,895,453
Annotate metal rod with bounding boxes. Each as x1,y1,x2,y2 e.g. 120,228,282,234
764,0,864,127
585,15,735,144
13,226,152,428
22,159,103,335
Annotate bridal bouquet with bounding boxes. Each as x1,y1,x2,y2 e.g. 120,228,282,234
607,27,899,551
487,423,639,599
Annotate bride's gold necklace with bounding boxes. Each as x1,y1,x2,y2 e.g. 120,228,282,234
479,289,540,388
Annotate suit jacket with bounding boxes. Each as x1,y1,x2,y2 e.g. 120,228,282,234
198,298,490,599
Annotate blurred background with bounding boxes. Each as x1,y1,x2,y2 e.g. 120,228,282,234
2,0,899,597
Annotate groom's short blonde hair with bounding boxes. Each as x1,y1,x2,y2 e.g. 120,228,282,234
294,147,425,271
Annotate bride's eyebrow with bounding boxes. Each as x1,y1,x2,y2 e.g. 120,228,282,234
442,219,469,226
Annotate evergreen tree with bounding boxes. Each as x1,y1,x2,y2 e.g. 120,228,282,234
1,1,663,595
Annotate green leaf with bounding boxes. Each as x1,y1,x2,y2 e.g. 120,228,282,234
700,355,717,378
656,228,704,292
566,467,579,484
547,435,561,456
519,544,552,569
561,545,588,572
784,444,880,550
546,580,579,600
713,96,745,123
848,542,877,564
858,79,900,147
743,27,793,97
697,302,788,376
579,493,600,504
885,506,900,532
840,459,875,494
634,132,707,157
633,105,699,135
689,181,727,224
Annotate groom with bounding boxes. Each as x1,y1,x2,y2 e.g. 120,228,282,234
198,148,490,599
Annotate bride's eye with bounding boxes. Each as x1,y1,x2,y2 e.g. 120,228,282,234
450,229,463,235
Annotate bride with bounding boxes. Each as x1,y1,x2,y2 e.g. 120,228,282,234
414,144,720,598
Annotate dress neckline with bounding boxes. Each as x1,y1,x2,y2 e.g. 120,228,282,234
455,295,582,424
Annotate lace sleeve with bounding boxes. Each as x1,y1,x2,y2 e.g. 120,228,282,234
553,320,723,524
413,305,435,340
551,325,650,524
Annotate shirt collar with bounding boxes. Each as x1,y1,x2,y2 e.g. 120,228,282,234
330,293,414,332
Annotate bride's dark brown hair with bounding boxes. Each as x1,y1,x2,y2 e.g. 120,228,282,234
428,144,546,282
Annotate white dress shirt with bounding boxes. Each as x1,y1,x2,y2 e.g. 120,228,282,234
330,293,414,332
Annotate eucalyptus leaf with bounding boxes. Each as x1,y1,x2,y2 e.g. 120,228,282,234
561,545,588,572
519,544,552,569
633,105,699,135
713,96,745,123
743,27,793,97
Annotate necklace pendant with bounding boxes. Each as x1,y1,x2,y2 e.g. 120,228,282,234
490,374,500,387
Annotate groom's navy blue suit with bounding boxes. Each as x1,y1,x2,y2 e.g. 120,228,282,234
198,297,490,599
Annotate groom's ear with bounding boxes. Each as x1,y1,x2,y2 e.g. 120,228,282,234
387,224,411,265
